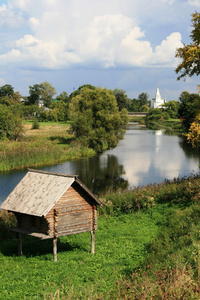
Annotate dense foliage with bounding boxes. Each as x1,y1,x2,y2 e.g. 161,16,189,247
0,104,23,140
178,91,200,131
28,82,57,107
69,87,128,152
176,12,200,80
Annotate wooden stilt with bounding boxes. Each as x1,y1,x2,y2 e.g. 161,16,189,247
53,237,57,262
91,230,95,254
18,233,23,256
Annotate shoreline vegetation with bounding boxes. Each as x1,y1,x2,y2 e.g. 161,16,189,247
1,119,200,298
1,174,200,298
0,121,95,172
129,115,183,133
0,117,183,173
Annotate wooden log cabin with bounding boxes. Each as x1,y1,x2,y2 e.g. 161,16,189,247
0,169,103,261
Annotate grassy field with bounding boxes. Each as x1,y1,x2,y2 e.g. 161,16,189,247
1,175,200,299
0,121,95,172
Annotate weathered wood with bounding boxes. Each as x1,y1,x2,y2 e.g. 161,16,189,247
91,230,95,254
53,237,57,262
1,169,102,261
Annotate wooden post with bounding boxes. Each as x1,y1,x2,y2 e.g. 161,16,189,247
18,233,23,256
91,230,95,254
53,237,57,262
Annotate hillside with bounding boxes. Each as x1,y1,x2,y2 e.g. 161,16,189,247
1,174,200,298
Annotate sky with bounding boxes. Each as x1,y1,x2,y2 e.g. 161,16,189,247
0,0,200,101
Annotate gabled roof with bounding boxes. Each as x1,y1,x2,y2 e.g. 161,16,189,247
0,169,102,217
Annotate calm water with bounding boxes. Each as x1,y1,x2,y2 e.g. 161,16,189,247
0,124,199,204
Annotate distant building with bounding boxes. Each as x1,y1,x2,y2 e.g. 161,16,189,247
151,86,165,109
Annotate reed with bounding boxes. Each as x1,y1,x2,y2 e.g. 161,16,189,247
0,122,95,172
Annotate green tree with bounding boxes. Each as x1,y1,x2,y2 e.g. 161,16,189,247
69,84,96,100
28,84,42,105
113,89,128,111
0,84,14,98
138,93,149,109
28,82,56,107
56,91,69,103
40,81,57,107
0,105,23,140
69,87,128,153
178,91,200,131
175,12,200,80
131,98,140,112
164,100,180,118
0,91,22,106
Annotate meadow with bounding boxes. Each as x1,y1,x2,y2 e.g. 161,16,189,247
1,174,200,299
0,121,95,172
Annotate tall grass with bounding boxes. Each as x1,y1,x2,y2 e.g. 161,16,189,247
0,122,95,172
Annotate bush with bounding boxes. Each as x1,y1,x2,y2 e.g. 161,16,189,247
0,104,23,140
0,210,17,240
99,175,200,216
32,119,40,129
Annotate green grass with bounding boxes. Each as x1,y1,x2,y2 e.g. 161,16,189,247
0,121,95,172
146,118,182,133
0,213,158,299
128,116,146,124
1,175,200,298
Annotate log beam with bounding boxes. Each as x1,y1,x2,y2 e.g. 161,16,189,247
91,230,95,254
53,237,57,262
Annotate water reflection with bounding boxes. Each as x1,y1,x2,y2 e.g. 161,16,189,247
42,154,128,196
0,125,200,203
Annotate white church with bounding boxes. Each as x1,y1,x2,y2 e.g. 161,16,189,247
151,86,165,109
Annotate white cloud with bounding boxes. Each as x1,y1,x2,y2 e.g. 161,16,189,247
0,4,7,12
188,0,200,6
0,49,21,66
117,27,153,67
151,32,183,66
0,78,6,86
0,0,185,71
162,0,176,4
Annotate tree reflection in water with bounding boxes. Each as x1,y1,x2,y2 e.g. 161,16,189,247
72,154,128,196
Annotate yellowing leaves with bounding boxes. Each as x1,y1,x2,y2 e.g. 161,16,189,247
186,111,200,147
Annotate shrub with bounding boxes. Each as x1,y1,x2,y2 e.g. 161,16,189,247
0,210,17,240
0,104,23,140
32,119,40,129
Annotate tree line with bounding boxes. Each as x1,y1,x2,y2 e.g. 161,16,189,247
1,11,200,150
0,80,197,150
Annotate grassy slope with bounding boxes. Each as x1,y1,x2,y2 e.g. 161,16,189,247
0,213,158,299
1,176,200,298
0,121,95,172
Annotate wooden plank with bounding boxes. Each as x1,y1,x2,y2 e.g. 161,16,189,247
91,230,95,254
11,228,52,240
53,237,57,262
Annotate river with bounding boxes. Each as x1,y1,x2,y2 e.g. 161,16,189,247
0,124,199,204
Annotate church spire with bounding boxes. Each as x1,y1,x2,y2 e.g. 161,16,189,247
156,85,161,99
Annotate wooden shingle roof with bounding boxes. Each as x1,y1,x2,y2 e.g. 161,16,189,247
0,169,101,217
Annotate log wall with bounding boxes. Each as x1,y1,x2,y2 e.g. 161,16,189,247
46,183,97,237
15,182,98,238
16,213,50,235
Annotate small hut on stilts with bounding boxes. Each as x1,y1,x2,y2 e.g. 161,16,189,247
0,169,103,262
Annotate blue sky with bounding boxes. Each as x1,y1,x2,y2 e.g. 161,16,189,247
0,0,200,100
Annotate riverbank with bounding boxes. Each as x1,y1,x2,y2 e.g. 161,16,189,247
1,174,200,298
129,115,183,133
0,121,95,172
0,118,184,173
